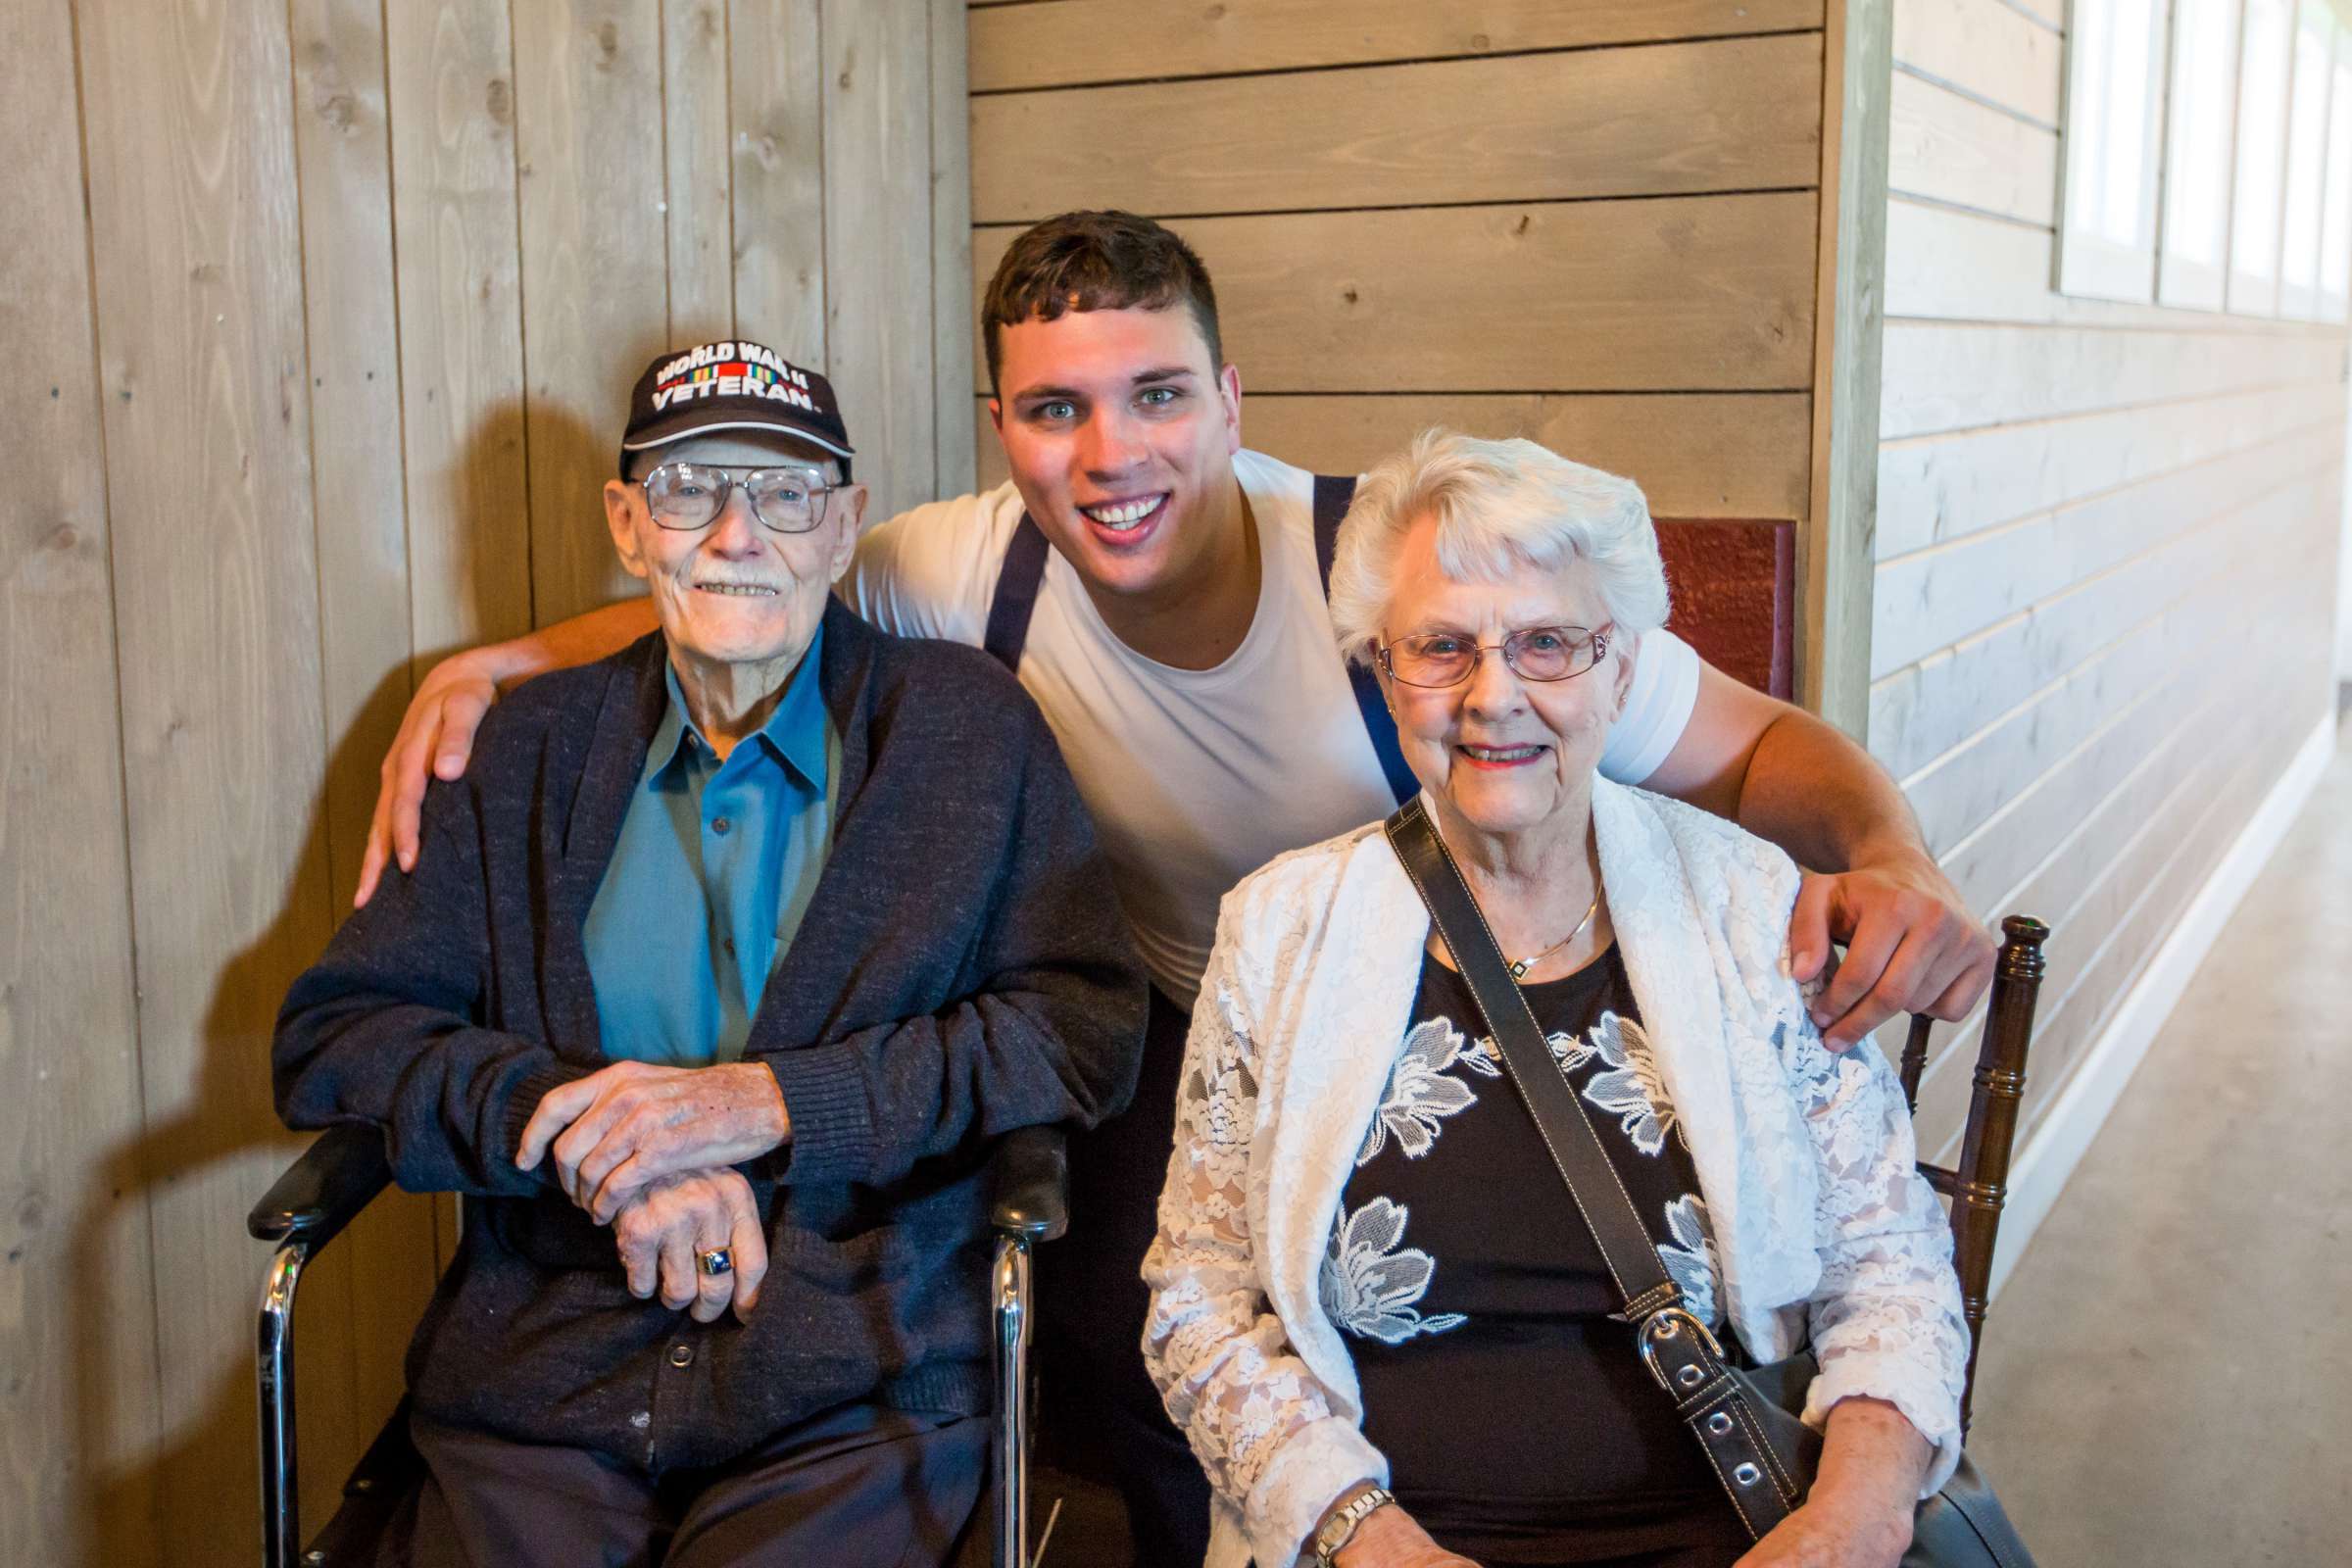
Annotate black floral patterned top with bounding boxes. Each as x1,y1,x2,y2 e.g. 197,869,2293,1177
1324,946,1748,1566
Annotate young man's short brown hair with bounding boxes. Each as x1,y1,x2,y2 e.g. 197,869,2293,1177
981,210,1223,391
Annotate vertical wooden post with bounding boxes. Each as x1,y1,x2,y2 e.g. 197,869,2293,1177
1807,0,1893,735
1898,1013,1935,1115
1951,915,2050,1432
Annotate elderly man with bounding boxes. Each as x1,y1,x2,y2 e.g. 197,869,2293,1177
273,343,1146,1567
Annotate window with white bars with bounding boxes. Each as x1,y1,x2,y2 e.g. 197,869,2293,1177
2060,0,2352,320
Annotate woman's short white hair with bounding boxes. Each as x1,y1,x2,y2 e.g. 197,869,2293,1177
1327,428,1671,666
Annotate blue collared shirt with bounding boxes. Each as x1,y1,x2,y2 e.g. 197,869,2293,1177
582,626,838,1063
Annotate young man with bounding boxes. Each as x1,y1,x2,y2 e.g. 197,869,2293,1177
357,214,1994,1565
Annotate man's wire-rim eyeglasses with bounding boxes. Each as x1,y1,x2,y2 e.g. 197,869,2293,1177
637,461,838,534
1376,624,1612,689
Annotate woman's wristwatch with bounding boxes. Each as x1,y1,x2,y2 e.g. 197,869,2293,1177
1310,1482,1396,1565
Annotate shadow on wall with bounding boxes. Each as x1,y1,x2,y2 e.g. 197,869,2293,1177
70,769,339,1561
414,399,547,673
70,398,602,1560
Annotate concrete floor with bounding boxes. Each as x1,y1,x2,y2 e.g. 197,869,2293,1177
1967,726,2352,1565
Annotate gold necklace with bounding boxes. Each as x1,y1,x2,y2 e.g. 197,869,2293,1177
1508,892,1602,981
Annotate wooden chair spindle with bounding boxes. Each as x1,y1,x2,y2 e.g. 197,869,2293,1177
1898,1013,1935,1115
1945,915,2049,1433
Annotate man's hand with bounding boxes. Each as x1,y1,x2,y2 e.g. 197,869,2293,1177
1643,667,1997,1052
355,649,504,906
1788,857,1996,1051
516,1060,791,1222
612,1167,769,1324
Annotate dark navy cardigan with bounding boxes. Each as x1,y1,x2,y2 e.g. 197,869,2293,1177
273,600,1147,1472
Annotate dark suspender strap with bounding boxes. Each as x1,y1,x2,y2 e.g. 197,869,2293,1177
1381,799,1804,1539
987,481,1412,807
1313,474,1419,806
982,513,1053,674
1309,472,1351,587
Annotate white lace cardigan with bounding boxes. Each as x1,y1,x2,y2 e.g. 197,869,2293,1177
1140,779,1970,1568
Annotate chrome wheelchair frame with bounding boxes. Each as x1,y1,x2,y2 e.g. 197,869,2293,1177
251,1123,1068,1568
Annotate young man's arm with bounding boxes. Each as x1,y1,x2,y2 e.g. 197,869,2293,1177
356,597,657,904
356,493,993,905
362,577,1992,1054
1643,662,1996,1049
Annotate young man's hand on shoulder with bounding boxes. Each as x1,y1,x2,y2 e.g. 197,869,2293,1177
1643,661,1996,1050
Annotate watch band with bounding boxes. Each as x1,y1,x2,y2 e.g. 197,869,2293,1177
1311,1483,1396,1565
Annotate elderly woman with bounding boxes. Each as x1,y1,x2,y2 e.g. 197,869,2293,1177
273,342,1144,1566
1143,431,1969,1568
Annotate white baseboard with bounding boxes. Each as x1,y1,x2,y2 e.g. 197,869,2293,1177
1988,710,2339,1298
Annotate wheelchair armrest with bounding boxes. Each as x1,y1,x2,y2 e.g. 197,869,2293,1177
988,1124,1068,1245
248,1124,393,1251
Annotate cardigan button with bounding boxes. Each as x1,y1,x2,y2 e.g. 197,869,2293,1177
669,1342,696,1368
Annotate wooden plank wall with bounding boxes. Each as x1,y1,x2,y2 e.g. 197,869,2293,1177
965,0,1833,538
0,3,970,1562
1877,0,2349,1160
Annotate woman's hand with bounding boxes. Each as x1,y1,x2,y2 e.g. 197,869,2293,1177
354,648,505,906
516,1060,792,1221
612,1167,769,1323
1331,1502,1482,1568
1730,1491,1912,1568
1734,1396,1931,1568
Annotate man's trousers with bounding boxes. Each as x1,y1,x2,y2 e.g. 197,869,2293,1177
395,1400,986,1567
1040,987,1214,1568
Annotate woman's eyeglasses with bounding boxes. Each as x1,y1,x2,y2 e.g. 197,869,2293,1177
1376,625,1611,689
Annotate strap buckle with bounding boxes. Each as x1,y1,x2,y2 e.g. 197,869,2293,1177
1637,1304,1726,1395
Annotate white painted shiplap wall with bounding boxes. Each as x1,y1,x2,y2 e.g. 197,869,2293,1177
1877,0,2348,1163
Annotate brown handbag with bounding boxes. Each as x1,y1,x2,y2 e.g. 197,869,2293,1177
1383,800,2034,1568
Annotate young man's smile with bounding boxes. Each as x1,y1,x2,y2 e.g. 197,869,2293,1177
1076,491,1171,538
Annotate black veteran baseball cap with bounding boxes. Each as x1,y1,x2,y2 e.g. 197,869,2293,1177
619,340,855,478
